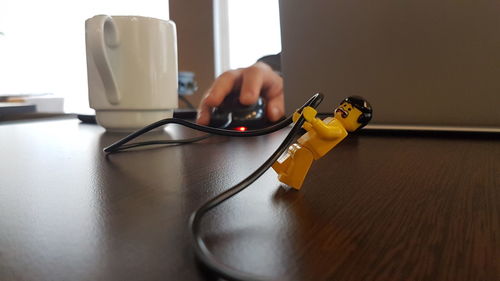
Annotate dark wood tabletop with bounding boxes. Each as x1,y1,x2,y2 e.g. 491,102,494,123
0,118,498,281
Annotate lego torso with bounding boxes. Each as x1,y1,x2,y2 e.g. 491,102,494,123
297,117,348,159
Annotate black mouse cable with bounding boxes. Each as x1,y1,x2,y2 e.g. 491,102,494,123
103,117,290,154
107,134,214,152
103,116,234,153
188,109,308,281
188,94,325,281
103,93,323,154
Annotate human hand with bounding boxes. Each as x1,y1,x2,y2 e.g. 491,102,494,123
196,62,284,125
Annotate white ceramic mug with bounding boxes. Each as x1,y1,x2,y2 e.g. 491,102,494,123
85,15,178,131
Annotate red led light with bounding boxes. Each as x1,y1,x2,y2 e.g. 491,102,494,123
235,126,247,132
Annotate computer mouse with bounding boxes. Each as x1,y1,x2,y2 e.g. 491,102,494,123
209,91,270,130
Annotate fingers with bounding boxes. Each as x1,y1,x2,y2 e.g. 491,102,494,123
196,99,212,125
263,71,284,122
240,62,284,121
266,93,285,122
203,69,242,107
196,69,242,125
239,64,265,105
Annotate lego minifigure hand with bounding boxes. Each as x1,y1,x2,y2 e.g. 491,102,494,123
292,111,301,123
303,122,313,131
302,106,318,123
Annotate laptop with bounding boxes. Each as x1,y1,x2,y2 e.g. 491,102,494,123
279,0,500,132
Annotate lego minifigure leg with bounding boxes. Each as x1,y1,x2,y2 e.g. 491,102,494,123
272,143,302,175
275,145,314,190
272,153,292,175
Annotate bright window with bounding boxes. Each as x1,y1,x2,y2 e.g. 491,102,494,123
214,0,281,75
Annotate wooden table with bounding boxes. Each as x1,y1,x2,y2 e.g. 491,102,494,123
0,118,498,281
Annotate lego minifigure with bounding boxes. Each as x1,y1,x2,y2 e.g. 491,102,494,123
272,96,373,189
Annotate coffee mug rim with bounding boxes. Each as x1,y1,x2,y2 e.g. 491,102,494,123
88,15,172,24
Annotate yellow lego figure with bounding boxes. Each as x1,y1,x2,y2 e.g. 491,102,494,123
272,96,373,189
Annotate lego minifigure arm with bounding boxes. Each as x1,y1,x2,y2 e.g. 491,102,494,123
293,107,314,131
301,107,344,139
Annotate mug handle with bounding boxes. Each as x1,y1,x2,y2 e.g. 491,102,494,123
87,15,121,105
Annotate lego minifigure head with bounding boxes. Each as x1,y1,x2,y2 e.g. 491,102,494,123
334,96,372,132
